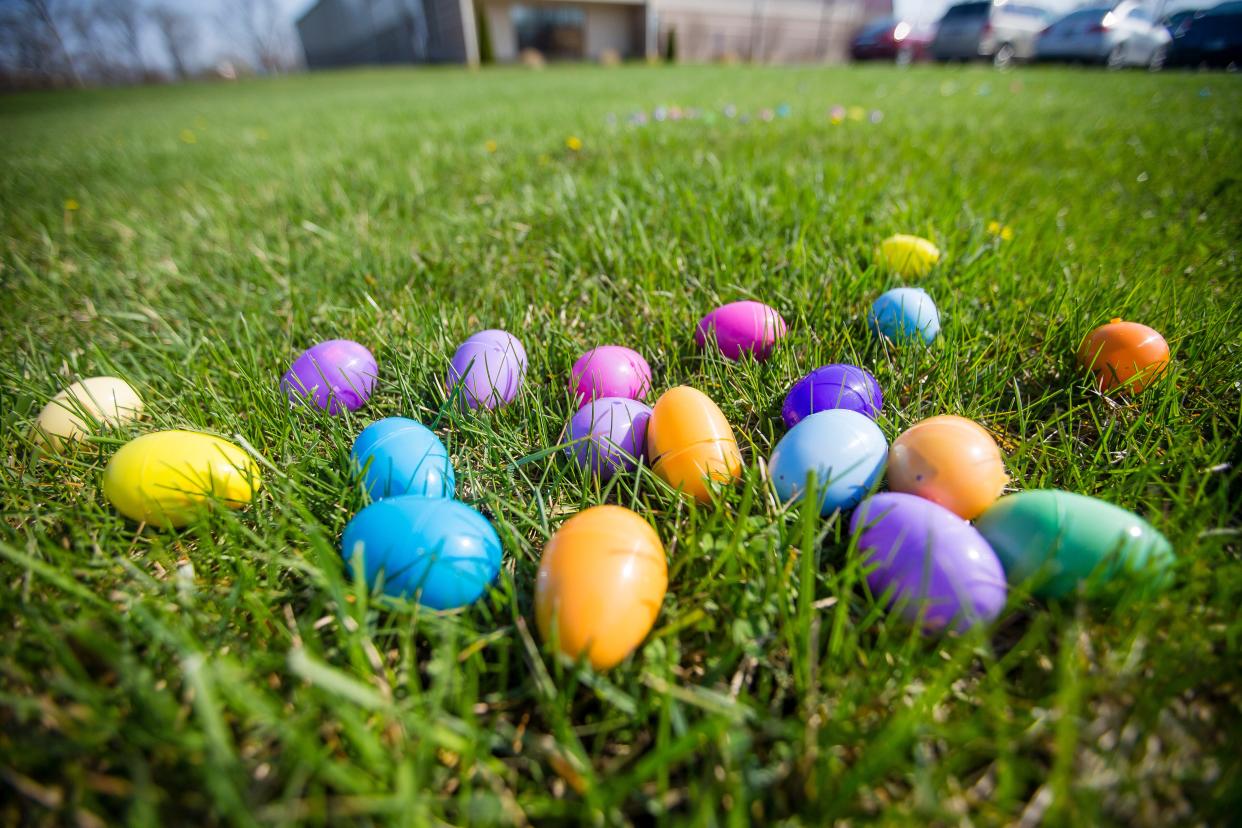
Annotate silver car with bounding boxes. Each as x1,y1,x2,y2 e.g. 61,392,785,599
932,1,1054,66
1035,2,1173,68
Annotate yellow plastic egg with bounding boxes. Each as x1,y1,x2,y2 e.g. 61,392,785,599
535,505,667,670
34,376,143,452
102,430,261,527
879,234,941,277
646,386,742,503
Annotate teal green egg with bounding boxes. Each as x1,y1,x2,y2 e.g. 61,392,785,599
974,490,1173,599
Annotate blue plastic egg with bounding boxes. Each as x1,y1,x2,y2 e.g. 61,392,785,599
768,409,888,514
351,417,455,501
341,496,501,610
869,288,940,344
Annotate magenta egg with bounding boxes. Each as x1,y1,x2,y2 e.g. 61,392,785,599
695,300,787,362
282,339,377,415
565,397,653,480
570,346,651,403
851,492,1007,633
447,330,527,410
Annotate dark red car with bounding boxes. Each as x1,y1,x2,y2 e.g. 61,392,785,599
850,17,933,63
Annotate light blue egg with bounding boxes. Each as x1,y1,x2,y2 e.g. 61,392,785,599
869,288,940,344
351,417,455,501
769,409,888,514
341,496,501,610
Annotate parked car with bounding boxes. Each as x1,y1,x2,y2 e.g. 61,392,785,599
1167,1,1242,67
850,17,933,64
931,1,1053,66
1035,2,1172,68
1161,9,1202,36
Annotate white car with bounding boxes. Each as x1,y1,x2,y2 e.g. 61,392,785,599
1035,2,1173,68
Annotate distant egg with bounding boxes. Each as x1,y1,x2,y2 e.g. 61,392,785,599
569,345,651,403
695,300,787,362
565,397,653,480
888,415,1008,520
869,288,940,344
34,376,143,452
647,386,742,503
975,490,1174,599
1076,318,1170,394
103,430,261,527
282,339,377,415
781,364,882,428
879,234,941,277
535,505,667,670
852,493,1007,632
769,410,887,514
341,496,502,610
350,417,455,501
447,329,526,410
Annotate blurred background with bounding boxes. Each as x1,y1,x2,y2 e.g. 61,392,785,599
0,0,1230,90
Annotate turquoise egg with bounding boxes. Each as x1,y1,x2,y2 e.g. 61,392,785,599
341,496,501,610
768,409,887,514
974,490,1173,599
351,417,455,502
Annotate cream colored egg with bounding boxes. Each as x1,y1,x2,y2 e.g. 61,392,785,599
34,376,143,451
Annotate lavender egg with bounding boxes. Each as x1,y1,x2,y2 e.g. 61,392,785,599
695,300,787,362
851,492,1007,633
282,339,377,415
570,346,651,403
565,397,653,480
447,330,527,410
781,364,882,428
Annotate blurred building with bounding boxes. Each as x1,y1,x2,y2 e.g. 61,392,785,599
297,0,892,68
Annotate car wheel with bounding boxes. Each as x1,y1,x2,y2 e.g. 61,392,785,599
1148,45,1167,71
993,43,1016,68
1107,43,1127,69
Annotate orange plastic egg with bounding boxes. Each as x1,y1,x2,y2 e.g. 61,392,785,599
646,386,742,503
535,505,667,670
887,415,1008,520
1077,318,1170,394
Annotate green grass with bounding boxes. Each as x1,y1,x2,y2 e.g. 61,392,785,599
1,63,1240,825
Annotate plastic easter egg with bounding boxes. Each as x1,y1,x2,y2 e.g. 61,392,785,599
447,329,527,410
695,300,788,361
535,505,667,670
350,417,454,501
103,430,261,527
565,397,653,480
646,386,742,503
1076,318,1170,394
769,410,887,514
570,345,651,403
341,496,502,610
975,490,1174,599
34,376,143,452
879,234,941,277
852,493,1007,632
282,339,377,415
781,364,882,428
869,288,940,344
888,415,1007,520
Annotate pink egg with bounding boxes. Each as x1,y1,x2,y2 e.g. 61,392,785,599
570,346,651,403
695,300,787,362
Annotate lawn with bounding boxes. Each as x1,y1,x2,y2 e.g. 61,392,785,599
1,63,1240,825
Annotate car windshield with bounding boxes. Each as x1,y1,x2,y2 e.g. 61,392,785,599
943,2,990,20
1056,8,1109,23
858,18,896,37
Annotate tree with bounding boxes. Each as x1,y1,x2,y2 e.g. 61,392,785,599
149,3,196,80
222,0,300,75
97,0,145,80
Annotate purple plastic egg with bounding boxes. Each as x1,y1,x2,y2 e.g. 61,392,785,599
695,300,787,362
565,397,652,480
851,492,1007,633
782,364,883,428
447,330,527,410
570,346,651,403
282,339,377,415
